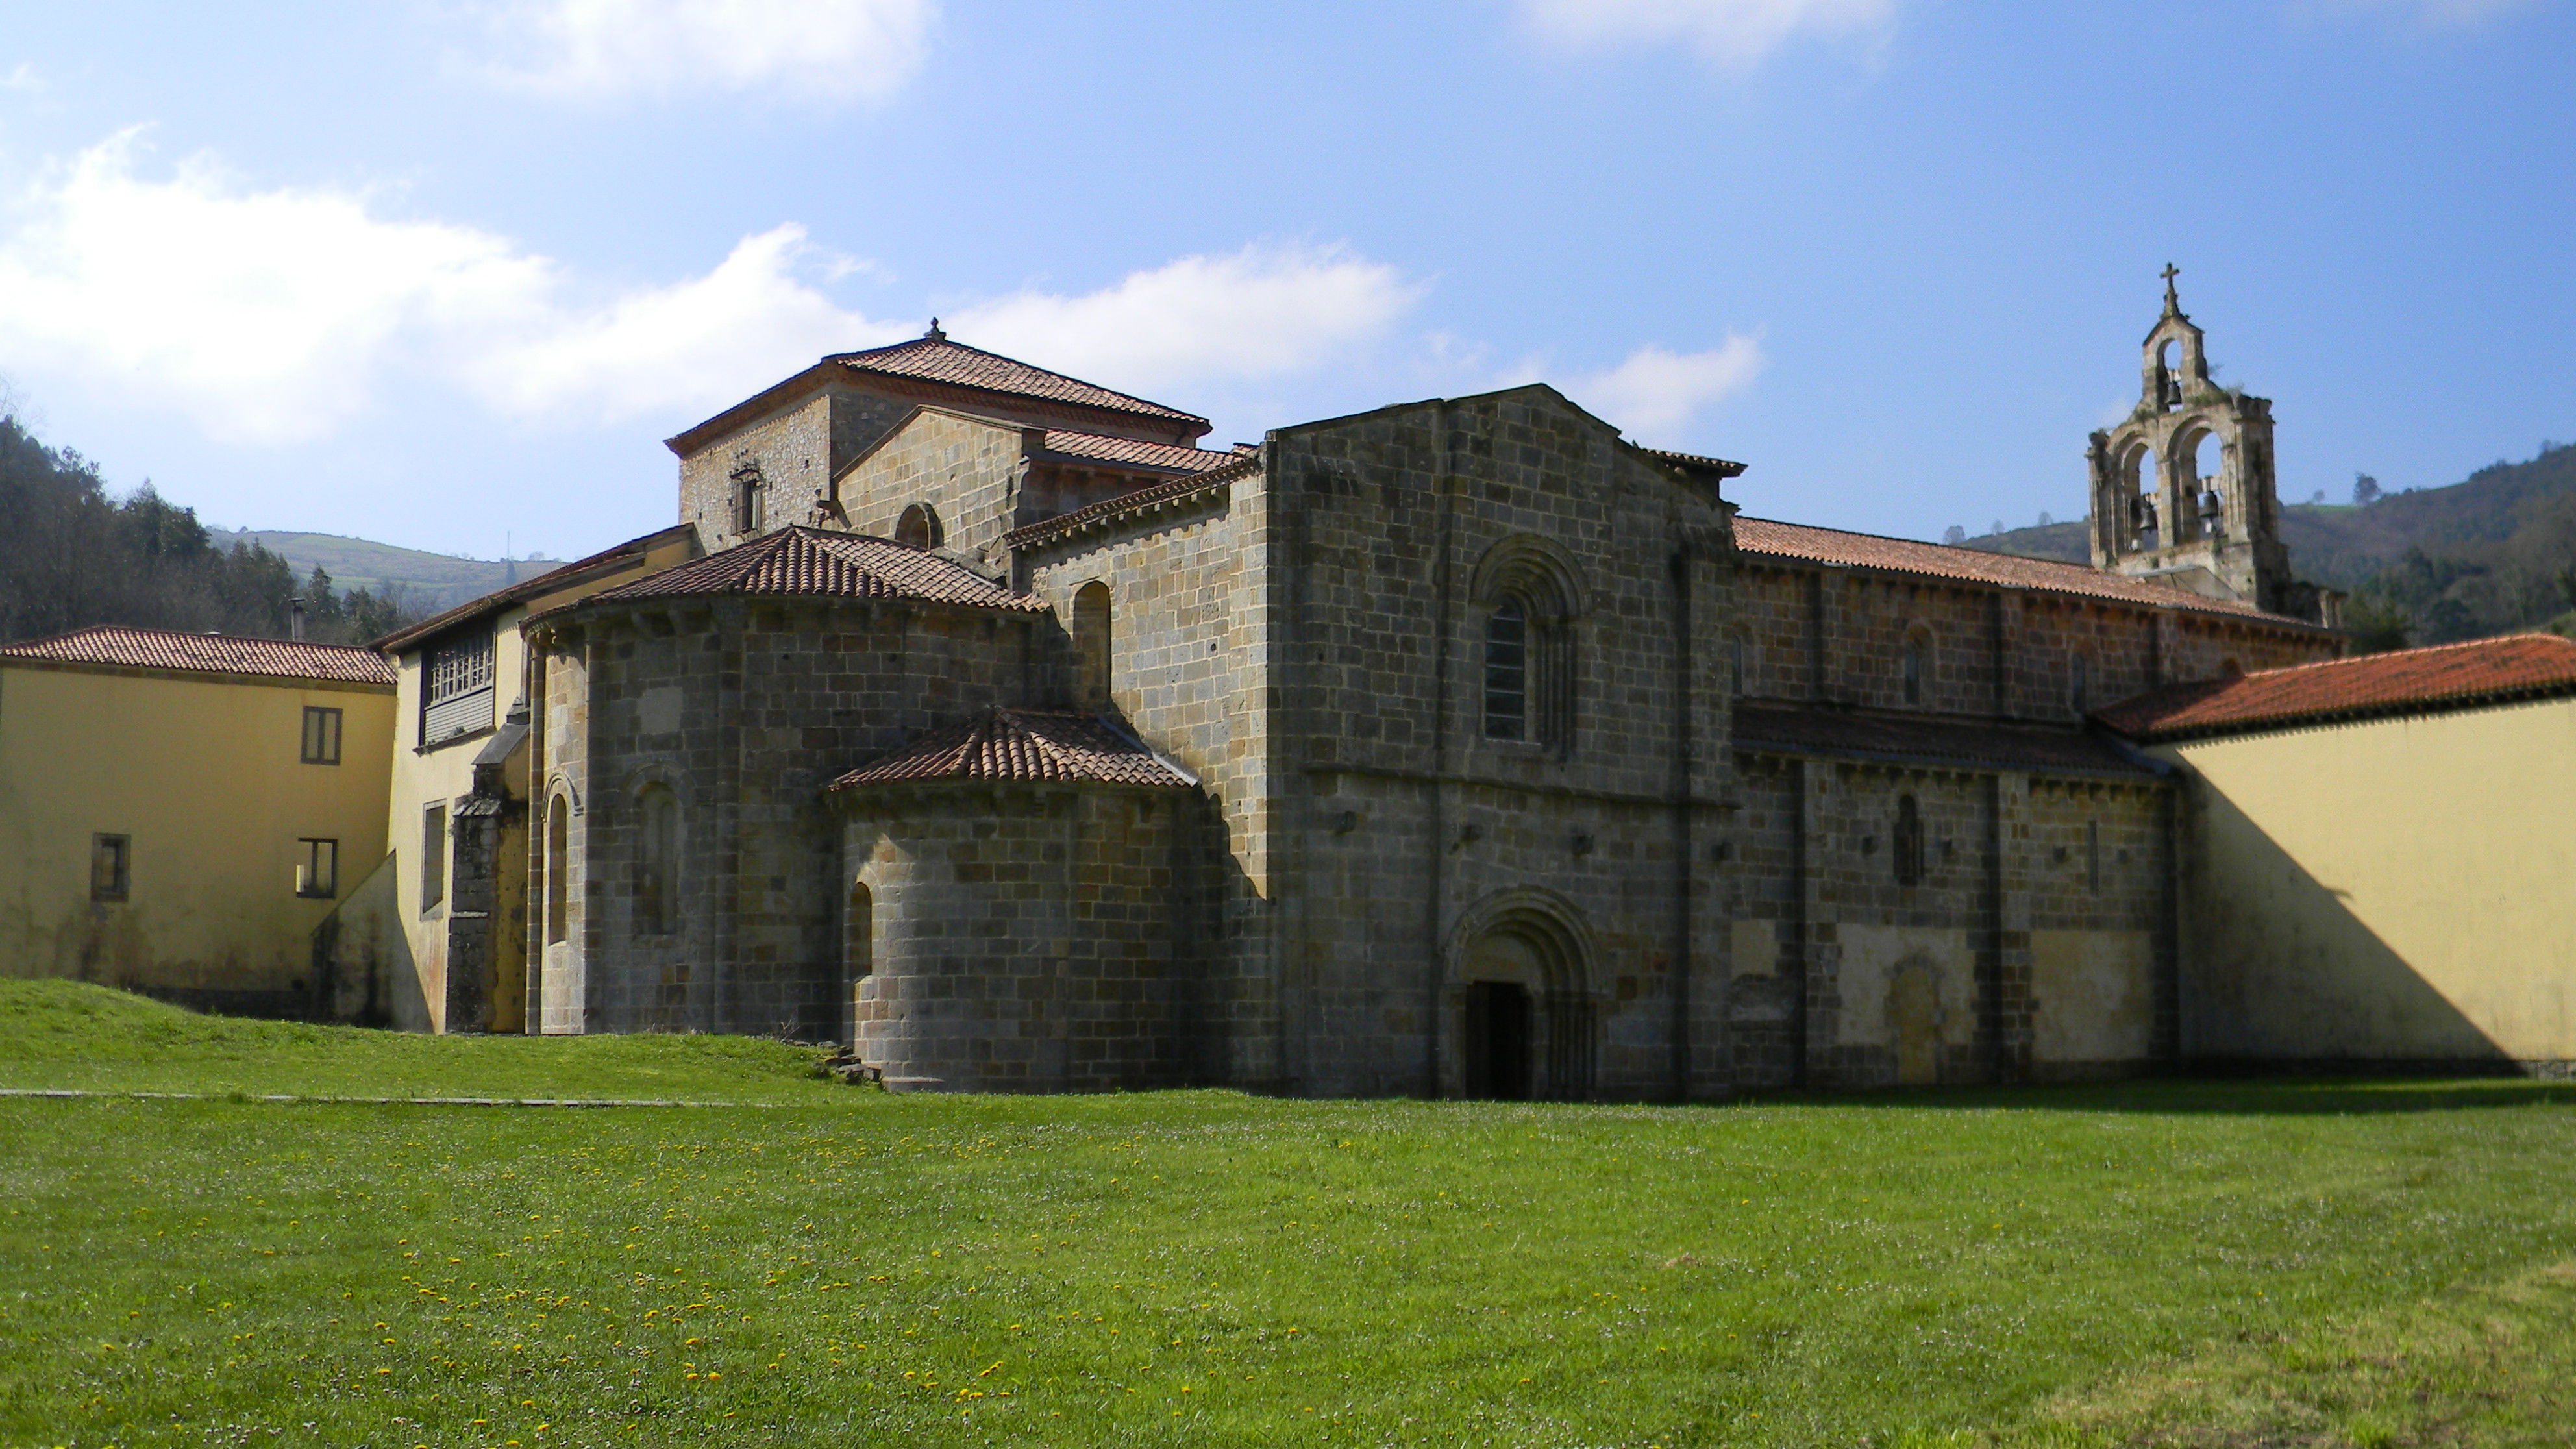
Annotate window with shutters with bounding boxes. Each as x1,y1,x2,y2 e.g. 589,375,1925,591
297,838,339,899
301,706,342,765
422,632,495,746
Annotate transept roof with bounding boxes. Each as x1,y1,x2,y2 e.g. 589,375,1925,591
590,527,1046,613
830,708,1195,790
825,334,1208,431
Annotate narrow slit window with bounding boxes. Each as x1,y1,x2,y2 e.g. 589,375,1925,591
636,786,678,936
1893,795,1926,887
420,804,447,912
301,706,343,765
2071,654,2090,715
545,797,571,946
1483,597,1528,741
90,833,131,902
1902,638,1926,706
297,838,339,899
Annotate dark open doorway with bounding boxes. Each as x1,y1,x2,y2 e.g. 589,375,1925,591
1463,980,1533,1100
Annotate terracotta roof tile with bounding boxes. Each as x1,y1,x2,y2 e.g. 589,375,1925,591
1037,430,1241,474
828,335,1207,429
1734,517,2316,626
593,527,1045,612
0,625,395,685
2096,633,2576,741
1006,458,1252,551
831,709,1194,789
1735,704,2157,778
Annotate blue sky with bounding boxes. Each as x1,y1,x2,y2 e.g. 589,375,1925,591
1,0,2570,560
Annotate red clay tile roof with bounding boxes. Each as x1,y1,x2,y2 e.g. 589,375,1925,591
1639,446,1748,478
831,709,1194,790
1037,430,1241,474
2096,632,2576,741
828,335,1208,430
1734,517,2320,627
592,527,1046,612
1006,456,1254,552
1735,704,2157,778
0,625,396,686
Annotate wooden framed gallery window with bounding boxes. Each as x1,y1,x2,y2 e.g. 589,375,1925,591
301,705,343,765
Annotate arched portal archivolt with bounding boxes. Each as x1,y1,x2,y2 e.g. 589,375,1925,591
1445,887,1599,1101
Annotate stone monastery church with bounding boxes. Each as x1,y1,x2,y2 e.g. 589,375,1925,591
319,272,2464,1102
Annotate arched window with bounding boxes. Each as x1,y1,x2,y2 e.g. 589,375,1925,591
894,503,943,551
544,795,571,946
2070,654,2089,715
729,460,763,536
1472,540,1578,756
1901,633,1927,707
844,880,873,1052
636,784,678,936
1893,794,1926,887
1072,581,1113,710
1483,597,1528,741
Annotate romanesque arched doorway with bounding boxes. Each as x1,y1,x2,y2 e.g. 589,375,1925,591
1452,893,1597,1101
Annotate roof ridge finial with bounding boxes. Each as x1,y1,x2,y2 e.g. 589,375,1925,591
2160,262,2182,317
924,317,946,342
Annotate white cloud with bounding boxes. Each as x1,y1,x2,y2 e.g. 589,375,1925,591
950,243,1425,395
3,63,43,94
481,0,935,104
1517,0,1896,66
473,225,900,423
0,132,552,443
1556,337,1765,441
0,137,1422,446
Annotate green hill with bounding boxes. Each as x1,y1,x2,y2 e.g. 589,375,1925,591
210,528,563,614
1960,441,2576,647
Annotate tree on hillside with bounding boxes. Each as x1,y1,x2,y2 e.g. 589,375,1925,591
2353,473,2383,507
0,415,422,647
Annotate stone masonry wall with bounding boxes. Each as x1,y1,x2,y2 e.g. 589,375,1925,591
835,409,1030,566
535,595,1054,1039
844,784,1193,1092
1726,750,2171,1091
1022,486,1278,1087
1259,388,1736,1100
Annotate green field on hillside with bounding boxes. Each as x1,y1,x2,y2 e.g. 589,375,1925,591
4,982,2573,1448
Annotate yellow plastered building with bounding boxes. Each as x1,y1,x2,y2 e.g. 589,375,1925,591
360,523,700,1033
0,626,395,1015
2103,634,2576,1068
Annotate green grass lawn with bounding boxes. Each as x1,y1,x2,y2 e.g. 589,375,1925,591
4,982,2575,1448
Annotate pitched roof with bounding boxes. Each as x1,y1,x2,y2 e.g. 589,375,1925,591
2096,633,2576,741
377,523,700,652
590,526,1046,612
0,625,395,686
1036,429,1242,474
1734,703,2157,778
826,334,1208,430
831,708,1195,790
1733,517,2319,627
1638,446,1749,479
1004,456,1255,552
